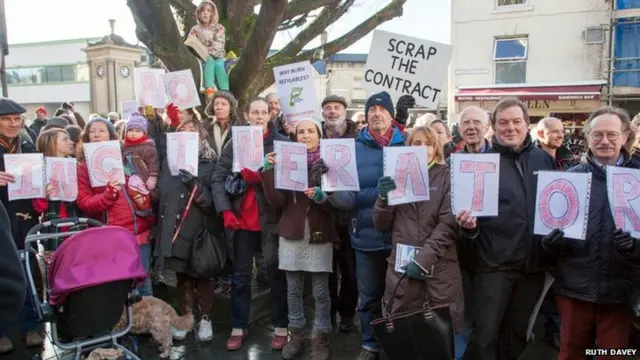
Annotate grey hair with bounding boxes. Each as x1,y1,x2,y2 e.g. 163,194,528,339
536,117,562,132
632,113,640,131
459,106,489,124
584,106,635,152
265,92,279,101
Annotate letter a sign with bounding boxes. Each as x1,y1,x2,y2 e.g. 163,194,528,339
534,171,592,240
383,146,429,206
606,166,640,238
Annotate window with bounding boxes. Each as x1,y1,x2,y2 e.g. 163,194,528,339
497,0,527,6
6,64,90,85
494,37,528,84
585,26,604,44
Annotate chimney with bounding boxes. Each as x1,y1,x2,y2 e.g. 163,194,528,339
109,19,115,35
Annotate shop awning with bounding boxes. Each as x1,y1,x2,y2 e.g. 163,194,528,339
455,83,604,101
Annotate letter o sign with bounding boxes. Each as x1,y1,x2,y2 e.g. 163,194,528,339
538,179,579,229
169,75,194,107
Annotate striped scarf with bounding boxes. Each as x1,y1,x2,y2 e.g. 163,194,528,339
0,134,18,154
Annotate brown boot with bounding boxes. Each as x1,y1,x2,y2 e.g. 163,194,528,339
0,337,13,354
281,327,305,360
177,275,194,314
311,331,330,360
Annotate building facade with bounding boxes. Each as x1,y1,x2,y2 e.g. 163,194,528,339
448,0,640,124
5,38,99,120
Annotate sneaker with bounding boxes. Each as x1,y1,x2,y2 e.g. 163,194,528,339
226,329,248,351
197,315,213,342
24,331,44,347
172,327,188,341
0,337,13,354
355,349,379,360
271,333,288,351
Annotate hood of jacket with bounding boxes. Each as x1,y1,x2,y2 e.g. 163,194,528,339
196,0,219,26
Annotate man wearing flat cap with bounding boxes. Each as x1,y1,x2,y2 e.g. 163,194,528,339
0,98,43,353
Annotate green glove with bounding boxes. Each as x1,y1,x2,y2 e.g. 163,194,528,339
377,176,397,199
262,155,274,172
401,261,428,281
310,186,327,203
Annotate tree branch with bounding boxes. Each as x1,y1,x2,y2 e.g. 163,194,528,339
278,0,351,58
168,0,198,34
227,1,256,52
282,0,334,23
229,0,288,106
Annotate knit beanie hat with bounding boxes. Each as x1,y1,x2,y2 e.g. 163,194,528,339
143,105,155,118
126,113,148,133
86,117,117,138
35,106,47,116
365,91,395,120
294,116,323,137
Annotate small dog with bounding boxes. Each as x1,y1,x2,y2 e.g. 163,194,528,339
116,296,193,358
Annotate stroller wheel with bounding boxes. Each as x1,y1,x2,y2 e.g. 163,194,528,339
119,334,140,356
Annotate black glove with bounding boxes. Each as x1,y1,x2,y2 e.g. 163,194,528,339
178,169,198,190
394,95,415,125
311,159,329,187
614,228,636,253
541,229,570,257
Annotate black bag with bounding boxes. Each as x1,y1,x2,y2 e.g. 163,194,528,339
370,273,454,360
189,228,227,279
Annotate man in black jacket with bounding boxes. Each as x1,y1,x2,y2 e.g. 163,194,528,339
0,201,26,336
457,98,555,360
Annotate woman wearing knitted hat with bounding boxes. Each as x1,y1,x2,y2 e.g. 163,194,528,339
261,117,340,360
203,90,240,157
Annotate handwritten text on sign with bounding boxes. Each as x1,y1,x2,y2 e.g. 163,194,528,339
383,146,429,206
166,132,199,176
273,61,319,124
164,70,201,109
232,126,264,172
451,153,500,217
4,153,44,201
606,166,640,238
45,157,78,202
274,140,308,192
320,138,360,192
361,30,453,109
134,68,165,109
534,171,592,240
83,140,126,188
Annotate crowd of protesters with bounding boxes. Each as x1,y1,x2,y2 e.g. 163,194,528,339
0,89,639,360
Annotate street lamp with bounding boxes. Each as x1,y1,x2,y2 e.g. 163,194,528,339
0,0,8,97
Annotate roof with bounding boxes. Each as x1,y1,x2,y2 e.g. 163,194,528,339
88,34,138,49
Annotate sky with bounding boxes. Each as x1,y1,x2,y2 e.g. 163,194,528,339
5,0,451,52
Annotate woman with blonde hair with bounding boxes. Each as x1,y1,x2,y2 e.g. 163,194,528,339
372,125,464,359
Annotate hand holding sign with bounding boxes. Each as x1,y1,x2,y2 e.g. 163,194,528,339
455,209,477,230
0,171,15,186
83,141,126,188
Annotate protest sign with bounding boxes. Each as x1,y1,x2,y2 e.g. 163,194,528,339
120,100,138,121
534,171,591,240
320,138,360,192
273,61,319,124
166,132,199,176
383,146,429,206
45,157,78,202
83,140,126,188
274,140,308,191
361,30,453,109
232,126,264,172
164,70,201,109
451,153,500,216
3,153,44,201
606,166,640,238
134,68,165,109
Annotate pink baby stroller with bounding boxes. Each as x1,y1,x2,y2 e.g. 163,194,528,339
23,218,147,360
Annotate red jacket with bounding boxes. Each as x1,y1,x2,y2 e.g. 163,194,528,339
76,162,153,236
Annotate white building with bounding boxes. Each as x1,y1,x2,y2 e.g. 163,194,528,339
5,38,100,120
447,0,640,124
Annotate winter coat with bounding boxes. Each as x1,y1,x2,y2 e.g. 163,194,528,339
0,139,39,249
189,0,226,59
0,201,25,334
123,139,160,183
261,168,339,245
29,119,46,137
76,161,153,236
155,154,219,275
373,164,464,332
533,140,577,170
554,151,640,304
464,134,556,273
330,126,406,252
147,116,170,170
203,119,232,157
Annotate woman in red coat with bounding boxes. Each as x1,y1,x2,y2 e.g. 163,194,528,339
75,117,154,296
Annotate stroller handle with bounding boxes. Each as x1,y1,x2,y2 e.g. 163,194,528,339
25,217,104,244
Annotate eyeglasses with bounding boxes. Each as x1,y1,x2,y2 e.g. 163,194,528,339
589,131,621,142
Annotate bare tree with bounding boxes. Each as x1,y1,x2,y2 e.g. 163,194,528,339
127,0,407,107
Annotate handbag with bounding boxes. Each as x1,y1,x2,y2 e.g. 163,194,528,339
189,227,227,279
370,273,455,360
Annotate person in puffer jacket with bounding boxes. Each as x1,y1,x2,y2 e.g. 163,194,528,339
75,117,154,296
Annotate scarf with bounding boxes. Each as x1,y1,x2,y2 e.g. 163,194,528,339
369,126,394,147
213,121,229,155
325,120,347,139
124,134,149,147
0,134,18,154
307,147,321,167
199,138,216,160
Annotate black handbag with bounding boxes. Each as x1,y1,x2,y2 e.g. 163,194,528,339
371,273,455,360
189,227,227,279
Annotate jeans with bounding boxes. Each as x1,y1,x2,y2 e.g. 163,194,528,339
230,230,288,329
541,287,560,334
138,244,153,297
204,56,229,91
455,326,472,360
286,271,332,333
355,250,390,352
329,225,358,321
